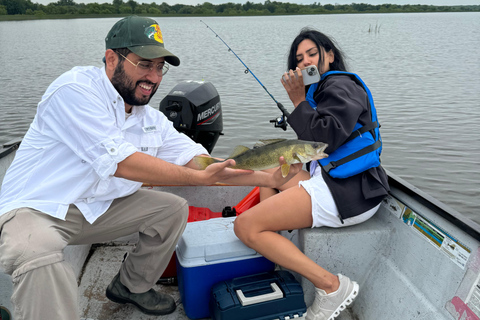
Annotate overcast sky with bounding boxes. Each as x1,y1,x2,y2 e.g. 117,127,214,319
33,0,480,6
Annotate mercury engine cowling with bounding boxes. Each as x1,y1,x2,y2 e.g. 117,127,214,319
160,80,223,154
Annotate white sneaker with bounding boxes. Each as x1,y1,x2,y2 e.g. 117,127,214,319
306,274,359,320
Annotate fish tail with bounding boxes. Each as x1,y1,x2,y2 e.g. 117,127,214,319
193,156,218,170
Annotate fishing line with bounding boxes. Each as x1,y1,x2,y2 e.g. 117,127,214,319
200,20,289,131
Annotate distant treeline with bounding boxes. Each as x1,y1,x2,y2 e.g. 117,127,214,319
1,0,479,17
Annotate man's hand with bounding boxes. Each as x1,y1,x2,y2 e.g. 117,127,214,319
199,159,253,185
116,152,252,186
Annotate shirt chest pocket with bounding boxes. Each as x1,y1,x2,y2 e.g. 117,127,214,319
138,134,163,157
124,131,164,157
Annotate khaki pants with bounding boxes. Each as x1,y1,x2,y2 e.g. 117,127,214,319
0,189,188,320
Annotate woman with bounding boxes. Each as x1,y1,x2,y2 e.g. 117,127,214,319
234,28,389,320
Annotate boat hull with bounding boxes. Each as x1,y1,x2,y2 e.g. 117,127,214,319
287,171,480,319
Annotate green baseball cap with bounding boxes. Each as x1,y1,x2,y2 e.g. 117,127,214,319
105,15,180,66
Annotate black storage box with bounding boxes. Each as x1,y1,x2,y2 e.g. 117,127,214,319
210,270,307,320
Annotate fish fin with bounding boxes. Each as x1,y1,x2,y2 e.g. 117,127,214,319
280,163,290,178
292,152,302,163
229,145,251,158
254,138,287,148
193,156,217,170
295,152,310,163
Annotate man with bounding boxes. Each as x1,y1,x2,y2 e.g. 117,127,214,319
0,16,300,319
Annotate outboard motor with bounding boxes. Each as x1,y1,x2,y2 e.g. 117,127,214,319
160,81,223,154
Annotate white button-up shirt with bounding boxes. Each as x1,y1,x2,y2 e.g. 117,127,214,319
0,66,208,223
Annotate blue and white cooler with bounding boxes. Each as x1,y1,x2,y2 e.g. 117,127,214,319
176,216,275,319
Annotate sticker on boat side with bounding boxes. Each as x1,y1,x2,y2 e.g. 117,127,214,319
382,195,405,219
465,274,480,318
450,296,479,320
401,207,471,269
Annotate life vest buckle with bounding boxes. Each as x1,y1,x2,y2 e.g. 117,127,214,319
323,161,337,173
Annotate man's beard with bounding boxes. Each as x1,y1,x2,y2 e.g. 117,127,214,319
111,62,158,107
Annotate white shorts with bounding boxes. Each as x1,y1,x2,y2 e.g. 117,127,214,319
299,168,380,228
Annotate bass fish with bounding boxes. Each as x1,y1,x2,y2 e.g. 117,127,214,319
194,139,328,178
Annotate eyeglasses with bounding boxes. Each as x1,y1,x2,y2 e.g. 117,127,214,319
117,52,169,77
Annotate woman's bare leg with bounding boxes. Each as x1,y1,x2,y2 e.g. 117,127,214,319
234,183,339,293
259,186,279,201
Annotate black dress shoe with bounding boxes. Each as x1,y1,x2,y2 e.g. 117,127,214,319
106,273,176,315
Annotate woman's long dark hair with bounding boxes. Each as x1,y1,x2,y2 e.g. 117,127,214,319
287,28,347,73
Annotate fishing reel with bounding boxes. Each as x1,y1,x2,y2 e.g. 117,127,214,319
270,115,288,131
270,102,289,131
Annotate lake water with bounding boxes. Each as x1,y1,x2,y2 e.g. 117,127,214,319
0,13,479,222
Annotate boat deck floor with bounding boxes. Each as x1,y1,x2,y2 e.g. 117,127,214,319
78,243,192,320
78,243,352,320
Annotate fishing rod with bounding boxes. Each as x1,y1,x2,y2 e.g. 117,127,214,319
200,20,289,131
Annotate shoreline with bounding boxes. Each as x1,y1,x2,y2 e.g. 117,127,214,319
1,9,479,22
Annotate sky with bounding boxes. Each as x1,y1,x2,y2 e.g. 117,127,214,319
33,0,480,6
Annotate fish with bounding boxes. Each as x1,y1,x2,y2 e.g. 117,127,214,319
193,138,328,178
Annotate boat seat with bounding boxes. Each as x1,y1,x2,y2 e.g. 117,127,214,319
283,196,464,320
295,212,391,307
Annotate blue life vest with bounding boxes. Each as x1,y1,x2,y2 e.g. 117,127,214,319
306,71,382,178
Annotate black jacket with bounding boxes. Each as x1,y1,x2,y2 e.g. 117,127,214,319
287,74,390,221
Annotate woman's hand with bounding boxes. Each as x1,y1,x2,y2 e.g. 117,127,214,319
281,67,306,108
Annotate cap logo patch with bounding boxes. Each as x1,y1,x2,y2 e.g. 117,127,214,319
144,24,163,44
